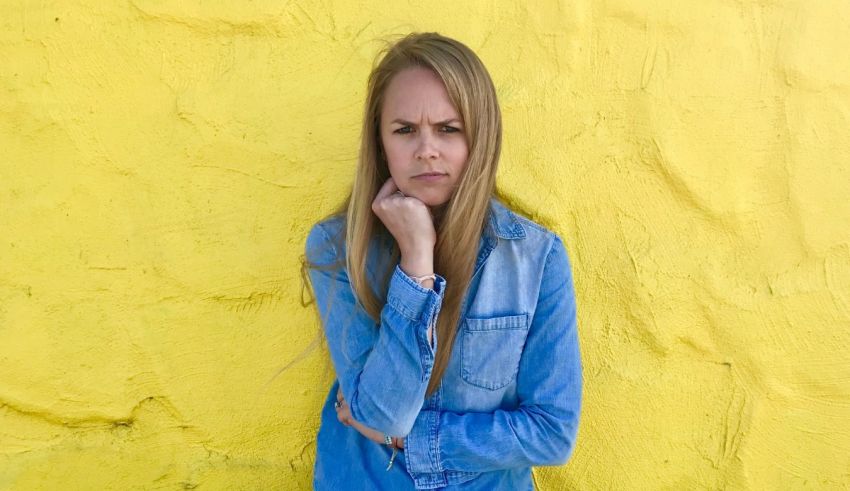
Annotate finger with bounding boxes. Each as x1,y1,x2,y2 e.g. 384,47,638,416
373,177,400,202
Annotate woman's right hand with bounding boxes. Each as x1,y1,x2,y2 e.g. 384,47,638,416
372,177,437,330
371,178,436,260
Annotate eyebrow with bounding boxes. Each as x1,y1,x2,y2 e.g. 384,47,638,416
390,118,461,126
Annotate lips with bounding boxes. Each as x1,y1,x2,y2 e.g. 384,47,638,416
413,172,448,182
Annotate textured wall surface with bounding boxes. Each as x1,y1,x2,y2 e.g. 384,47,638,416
2,1,849,489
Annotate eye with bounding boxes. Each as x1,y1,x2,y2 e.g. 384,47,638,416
393,126,413,134
441,126,460,133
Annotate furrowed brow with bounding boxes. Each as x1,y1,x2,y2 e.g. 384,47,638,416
390,118,461,126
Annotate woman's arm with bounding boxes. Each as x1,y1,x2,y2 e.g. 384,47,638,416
305,222,445,437
403,235,582,474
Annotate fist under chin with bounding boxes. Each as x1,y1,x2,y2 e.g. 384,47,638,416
399,190,448,209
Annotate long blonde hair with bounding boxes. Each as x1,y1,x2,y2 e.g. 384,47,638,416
302,32,502,399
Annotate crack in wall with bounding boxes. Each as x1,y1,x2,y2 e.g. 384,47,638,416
0,394,186,430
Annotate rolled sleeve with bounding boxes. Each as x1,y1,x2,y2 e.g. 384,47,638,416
387,264,445,322
404,409,441,474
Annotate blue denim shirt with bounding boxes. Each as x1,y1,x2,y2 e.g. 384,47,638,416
306,197,582,490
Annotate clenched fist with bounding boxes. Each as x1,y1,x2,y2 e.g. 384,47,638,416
371,178,436,259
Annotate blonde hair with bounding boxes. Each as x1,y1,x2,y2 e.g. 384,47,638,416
302,32,502,399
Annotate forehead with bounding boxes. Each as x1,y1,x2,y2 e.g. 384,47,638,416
381,67,459,120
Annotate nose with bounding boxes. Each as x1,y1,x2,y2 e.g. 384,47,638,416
414,132,439,160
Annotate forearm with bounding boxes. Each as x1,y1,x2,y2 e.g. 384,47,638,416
404,404,579,474
341,264,444,436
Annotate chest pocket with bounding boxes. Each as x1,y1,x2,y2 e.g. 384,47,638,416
460,313,530,390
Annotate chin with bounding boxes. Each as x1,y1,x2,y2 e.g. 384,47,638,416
411,194,448,208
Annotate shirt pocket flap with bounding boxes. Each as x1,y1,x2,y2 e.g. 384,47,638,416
464,313,529,331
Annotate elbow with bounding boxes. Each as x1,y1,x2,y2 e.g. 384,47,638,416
369,410,416,437
544,419,578,466
371,416,417,439
534,427,577,466
528,407,579,467
549,434,577,466
350,396,418,437
384,403,422,436
386,418,416,438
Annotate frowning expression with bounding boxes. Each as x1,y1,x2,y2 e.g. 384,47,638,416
380,67,469,208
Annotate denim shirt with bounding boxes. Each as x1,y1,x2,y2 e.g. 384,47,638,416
306,197,582,490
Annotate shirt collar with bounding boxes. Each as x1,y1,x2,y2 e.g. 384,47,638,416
487,197,526,240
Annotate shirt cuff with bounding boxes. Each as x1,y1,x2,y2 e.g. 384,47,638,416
404,409,442,475
386,264,446,322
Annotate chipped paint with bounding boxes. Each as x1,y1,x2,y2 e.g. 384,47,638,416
1,1,849,489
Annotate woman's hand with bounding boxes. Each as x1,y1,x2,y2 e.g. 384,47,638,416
372,178,436,300
335,387,406,449
371,178,436,260
335,387,386,445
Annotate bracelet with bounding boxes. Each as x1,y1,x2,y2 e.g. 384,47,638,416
384,434,398,471
409,273,436,287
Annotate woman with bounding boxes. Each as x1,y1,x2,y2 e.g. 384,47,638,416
303,32,582,490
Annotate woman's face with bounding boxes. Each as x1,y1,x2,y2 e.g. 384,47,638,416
379,67,469,210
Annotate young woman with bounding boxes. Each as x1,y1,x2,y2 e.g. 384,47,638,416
303,32,582,490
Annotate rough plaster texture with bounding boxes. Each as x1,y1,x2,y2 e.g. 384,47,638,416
1,0,849,489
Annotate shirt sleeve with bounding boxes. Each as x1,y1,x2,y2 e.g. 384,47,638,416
305,222,446,437
404,234,582,475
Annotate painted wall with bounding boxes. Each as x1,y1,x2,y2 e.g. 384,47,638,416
1,1,848,489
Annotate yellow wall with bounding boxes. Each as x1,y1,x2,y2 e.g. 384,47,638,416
2,1,848,489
